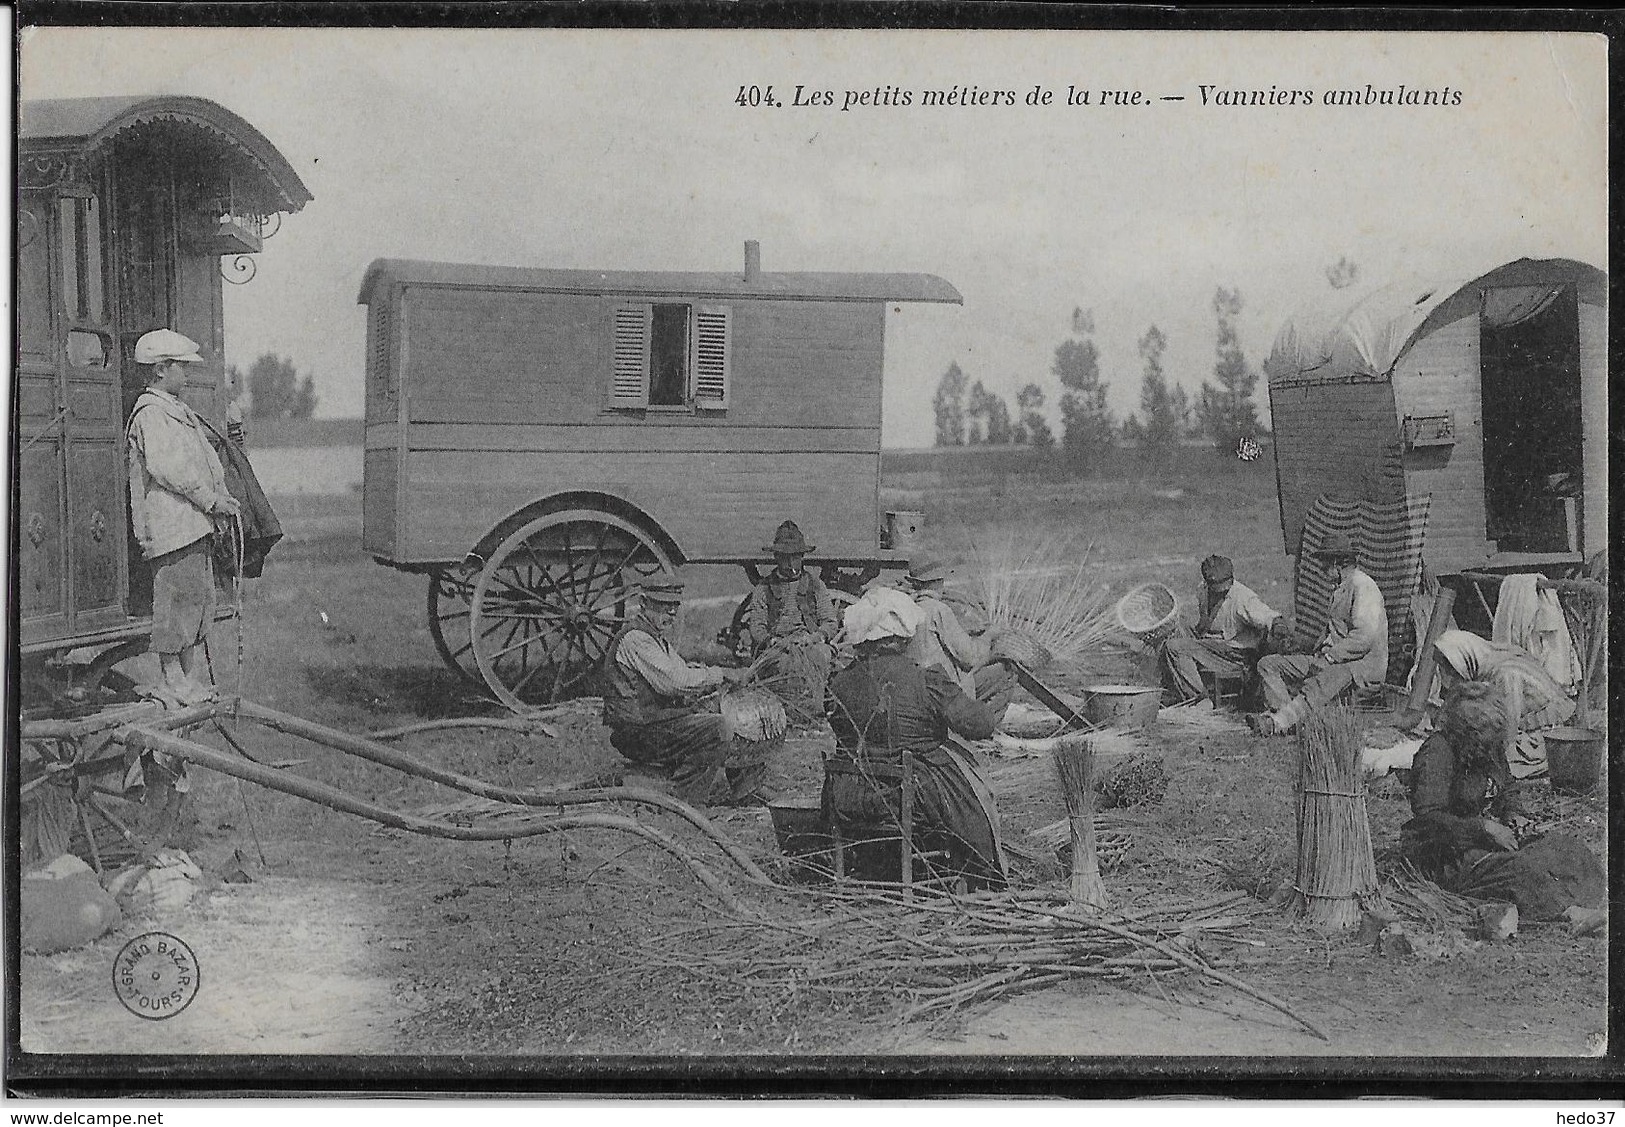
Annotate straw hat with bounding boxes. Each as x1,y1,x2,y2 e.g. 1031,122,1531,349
763,520,814,555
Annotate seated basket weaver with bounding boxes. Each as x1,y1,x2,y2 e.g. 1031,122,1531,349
821,586,1010,889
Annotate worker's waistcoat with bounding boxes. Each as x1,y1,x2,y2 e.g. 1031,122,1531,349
601,626,698,729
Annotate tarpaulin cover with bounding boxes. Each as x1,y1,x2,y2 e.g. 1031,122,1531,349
1263,257,1598,385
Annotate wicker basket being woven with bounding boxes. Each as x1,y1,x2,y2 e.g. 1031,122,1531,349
722,687,788,747
989,629,1054,670
1114,582,1179,645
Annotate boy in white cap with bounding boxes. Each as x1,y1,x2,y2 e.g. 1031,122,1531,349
126,329,240,705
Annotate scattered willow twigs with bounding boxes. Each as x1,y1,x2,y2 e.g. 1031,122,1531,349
628,882,1327,1041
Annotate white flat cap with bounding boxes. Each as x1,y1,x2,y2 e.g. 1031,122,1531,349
134,329,204,365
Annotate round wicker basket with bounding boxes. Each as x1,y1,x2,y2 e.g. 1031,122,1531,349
989,629,1054,669
1114,582,1179,646
722,686,788,755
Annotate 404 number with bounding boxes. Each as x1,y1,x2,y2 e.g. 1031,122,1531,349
736,85,780,108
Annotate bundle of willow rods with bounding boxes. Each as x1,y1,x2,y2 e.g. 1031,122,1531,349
632,885,1325,1039
1293,705,1381,932
1054,737,1108,911
962,530,1118,663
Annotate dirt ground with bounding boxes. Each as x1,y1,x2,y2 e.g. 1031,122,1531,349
14,469,1610,1075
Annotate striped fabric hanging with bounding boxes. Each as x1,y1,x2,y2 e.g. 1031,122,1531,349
1293,494,1433,676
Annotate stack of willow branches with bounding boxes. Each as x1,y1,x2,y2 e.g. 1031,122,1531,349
636,885,1326,1039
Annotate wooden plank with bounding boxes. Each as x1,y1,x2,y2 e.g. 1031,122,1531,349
387,449,882,564
397,422,878,455
401,290,884,430
362,448,399,558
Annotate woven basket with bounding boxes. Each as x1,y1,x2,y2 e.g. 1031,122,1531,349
989,629,1054,669
722,687,788,747
1114,582,1179,645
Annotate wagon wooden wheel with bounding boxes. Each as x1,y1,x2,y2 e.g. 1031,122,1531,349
468,510,673,710
426,562,482,685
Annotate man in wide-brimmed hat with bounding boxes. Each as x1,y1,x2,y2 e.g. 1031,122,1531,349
745,520,840,721
1157,553,1289,707
1249,532,1388,736
822,587,1009,889
602,574,764,806
902,553,1015,713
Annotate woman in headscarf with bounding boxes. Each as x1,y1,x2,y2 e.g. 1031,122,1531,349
1432,629,1575,778
822,587,1009,889
1400,681,1603,921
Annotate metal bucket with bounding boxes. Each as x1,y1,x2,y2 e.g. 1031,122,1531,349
767,799,837,881
884,510,926,553
1544,727,1605,795
1082,684,1162,731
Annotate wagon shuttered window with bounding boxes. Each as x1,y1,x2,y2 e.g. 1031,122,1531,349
608,303,731,411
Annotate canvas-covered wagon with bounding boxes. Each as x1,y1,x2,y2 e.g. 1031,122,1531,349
360,243,962,708
16,95,311,704
1265,256,1607,692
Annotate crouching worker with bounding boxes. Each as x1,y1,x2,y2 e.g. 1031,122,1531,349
904,554,1018,717
1249,533,1387,736
1159,554,1288,706
1432,630,1575,779
747,520,840,722
822,587,1009,889
602,575,762,807
1400,682,1603,921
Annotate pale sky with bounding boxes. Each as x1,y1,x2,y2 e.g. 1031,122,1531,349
18,27,1608,446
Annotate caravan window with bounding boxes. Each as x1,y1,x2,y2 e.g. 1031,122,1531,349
609,302,732,412
649,304,690,406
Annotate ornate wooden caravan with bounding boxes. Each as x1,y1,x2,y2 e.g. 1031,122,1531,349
359,245,962,707
16,96,310,684
1267,257,1606,575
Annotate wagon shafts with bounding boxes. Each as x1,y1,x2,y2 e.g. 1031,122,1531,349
65,695,772,913
122,722,754,916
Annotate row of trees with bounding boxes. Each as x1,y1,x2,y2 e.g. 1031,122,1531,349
227,353,319,419
932,287,1263,470
933,364,1054,448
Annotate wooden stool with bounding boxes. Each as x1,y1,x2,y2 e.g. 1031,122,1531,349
1201,668,1247,709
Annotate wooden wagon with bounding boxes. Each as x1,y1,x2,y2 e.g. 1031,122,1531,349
1264,256,1607,703
16,94,311,705
1266,256,1606,574
16,95,309,868
359,243,962,708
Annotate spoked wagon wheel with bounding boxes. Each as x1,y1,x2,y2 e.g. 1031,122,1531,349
426,563,482,685
468,510,673,711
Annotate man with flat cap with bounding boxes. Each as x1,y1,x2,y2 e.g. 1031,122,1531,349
903,553,1016,714
746,520,840,721
1158,553,1288,706
602,574,763,806
1250,532,1389,736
